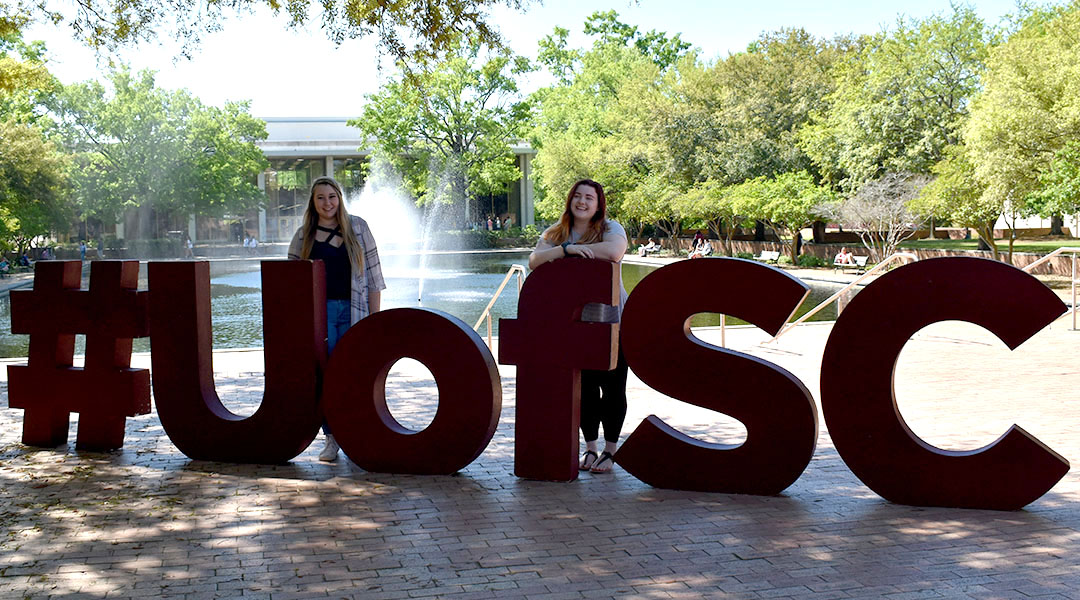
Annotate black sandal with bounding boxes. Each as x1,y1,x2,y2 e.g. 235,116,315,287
591,451,615,473
579,450,598,471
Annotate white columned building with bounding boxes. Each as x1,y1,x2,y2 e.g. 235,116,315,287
251,117,537,242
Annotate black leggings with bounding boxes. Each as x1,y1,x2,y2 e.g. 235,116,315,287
580,346,629,444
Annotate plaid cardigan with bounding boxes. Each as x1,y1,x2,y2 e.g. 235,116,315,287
288,215,386,325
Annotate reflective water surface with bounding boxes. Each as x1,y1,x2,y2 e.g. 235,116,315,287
0,255,854,358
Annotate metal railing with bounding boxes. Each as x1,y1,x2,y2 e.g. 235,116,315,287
473,264,527,349
768,252,919,343
1022,247,1080,331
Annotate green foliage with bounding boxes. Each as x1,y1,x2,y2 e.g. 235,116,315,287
965,3,1080,231
352,36,531,222
1,32,56,122
1032,141,1080,219
913,145,999,252
736,251,754,260
53,68,268,238
665,29,846,188
796,254,827,267
531,12,689,223
800,6,993,191
2,0,529,65
777,255,793,265
0,119,70,252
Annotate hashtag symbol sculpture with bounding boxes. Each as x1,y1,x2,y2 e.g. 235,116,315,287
7,260,150,451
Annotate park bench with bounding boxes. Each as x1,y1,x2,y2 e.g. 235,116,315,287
754,250,780,263
835,255,869,274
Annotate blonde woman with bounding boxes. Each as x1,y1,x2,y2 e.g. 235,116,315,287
288,175,386,461
528,179,629,474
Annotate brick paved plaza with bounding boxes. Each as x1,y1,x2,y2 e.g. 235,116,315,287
1,311,1078,599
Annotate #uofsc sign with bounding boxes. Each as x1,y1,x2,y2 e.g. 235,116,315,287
7,257,1071,511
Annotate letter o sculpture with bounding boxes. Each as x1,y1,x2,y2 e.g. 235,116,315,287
323,308,501,474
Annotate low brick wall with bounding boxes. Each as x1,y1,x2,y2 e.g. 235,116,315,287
631,238,1080,276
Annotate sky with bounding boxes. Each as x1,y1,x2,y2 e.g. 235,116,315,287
25,0,1024,118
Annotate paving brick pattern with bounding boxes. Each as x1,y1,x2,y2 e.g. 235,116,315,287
1,315,1078,599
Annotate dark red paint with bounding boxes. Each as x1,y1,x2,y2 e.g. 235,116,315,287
8,260,150,450
147,260,324,463
820,257,1070,510
619,258,819,494
323,308,501,474
499,259,619,481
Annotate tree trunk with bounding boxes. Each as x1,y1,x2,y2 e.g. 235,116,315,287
975,222,999,261
1050,215,1064,236
754,220,765,242
811,220,826,243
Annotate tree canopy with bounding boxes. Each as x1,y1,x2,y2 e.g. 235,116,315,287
800,6,993,192
351,37,532,224
2,0,532,63
53,68,268,238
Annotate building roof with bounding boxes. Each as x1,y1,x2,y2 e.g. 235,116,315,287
256,117,535,158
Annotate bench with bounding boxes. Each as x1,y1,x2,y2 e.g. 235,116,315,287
835,255,869,273
754,250,780,263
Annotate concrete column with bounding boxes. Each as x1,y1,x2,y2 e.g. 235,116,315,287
188,215,197,241
257,171,268,241
326,156,334,178
519,153,535,226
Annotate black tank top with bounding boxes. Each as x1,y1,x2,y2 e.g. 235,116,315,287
310,226,352,300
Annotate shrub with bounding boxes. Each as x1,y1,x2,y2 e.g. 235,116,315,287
520,224,541,246
796,254,827,268
777,255,793,265
735,251,754,260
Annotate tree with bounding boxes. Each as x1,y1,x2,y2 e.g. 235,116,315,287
1032,141,1080,234
676,180,746,257
531,12,689,224
0,119,71,253
964,3,1080,256
2,0,531,63
912,145,1001,259
54,68,268,239
1,32,58,126
663,29,847,189
618,173,684,245
760,170,834,261
831,172,928,263
800,6,992,192
0,32,70,251
352,37,532,226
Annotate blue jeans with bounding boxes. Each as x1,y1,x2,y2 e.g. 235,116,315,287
324,299,351,434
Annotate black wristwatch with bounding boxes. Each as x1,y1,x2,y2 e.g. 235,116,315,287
561,241,570,257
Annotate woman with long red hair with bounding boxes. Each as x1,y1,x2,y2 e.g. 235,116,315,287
528,179,629,473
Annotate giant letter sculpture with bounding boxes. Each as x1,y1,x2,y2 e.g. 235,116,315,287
618,258,819,495
820,257,1070,510
500,259,619,481
148,261,324,464
8,260,150,450
323,308,501,474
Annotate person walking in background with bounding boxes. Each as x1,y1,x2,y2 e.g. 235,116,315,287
184,236,194,259
288,176,386,462
528,179,629,474
79,241,87,261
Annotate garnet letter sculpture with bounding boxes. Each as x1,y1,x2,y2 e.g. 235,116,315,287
6,257,1071,510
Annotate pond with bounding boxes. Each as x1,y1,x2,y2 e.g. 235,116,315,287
0,254,854,358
